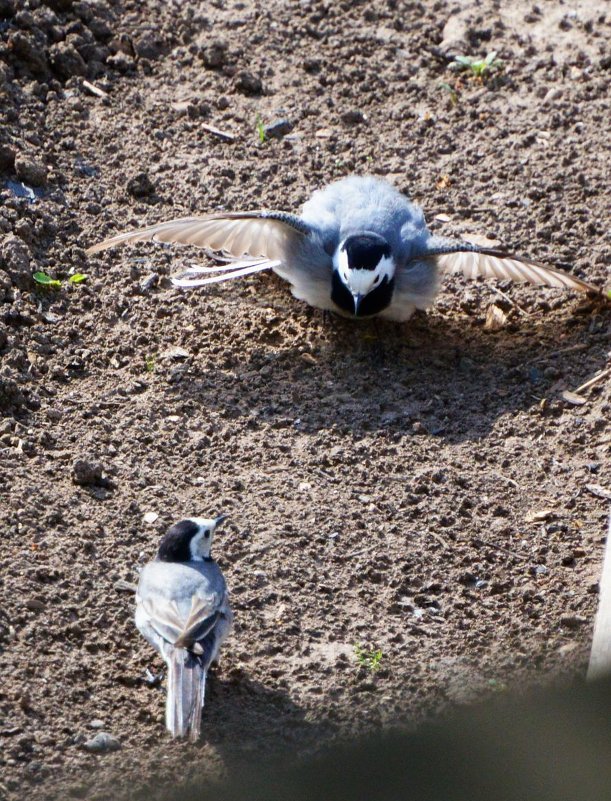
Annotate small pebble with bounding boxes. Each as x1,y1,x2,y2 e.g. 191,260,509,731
127,172,155,198
83,732,121,753
14,156,47,187
264,119,293,139
234,70,262,95
341,109,367,125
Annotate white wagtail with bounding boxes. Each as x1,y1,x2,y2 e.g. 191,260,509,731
87,175,599,321
135,516,232,741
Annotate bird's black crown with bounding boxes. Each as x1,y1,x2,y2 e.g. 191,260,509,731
342,233,391,271
158,519,201,563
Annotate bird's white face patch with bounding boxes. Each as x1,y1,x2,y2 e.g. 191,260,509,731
187,517,218,560
336,247,395,299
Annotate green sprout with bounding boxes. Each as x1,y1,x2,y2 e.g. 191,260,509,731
354,643,383,673
33,271,88,288
144,354,156,373
450,51,502,79
255,114,266,144
33,271,62,288
439,81,459,105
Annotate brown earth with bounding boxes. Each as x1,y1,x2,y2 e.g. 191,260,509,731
0,0,609,799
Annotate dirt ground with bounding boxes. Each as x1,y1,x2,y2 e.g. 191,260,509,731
0,0,609,799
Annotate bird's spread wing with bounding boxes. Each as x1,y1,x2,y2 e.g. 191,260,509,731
140,594,220,648
431,244,598,293
86,211,310,261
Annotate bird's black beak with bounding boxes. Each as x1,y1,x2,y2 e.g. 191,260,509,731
214,514,227,528
353,293,364,315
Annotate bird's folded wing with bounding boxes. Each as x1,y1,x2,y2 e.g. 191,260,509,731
435,248,598,293
86,211,310,261
141,594,219,646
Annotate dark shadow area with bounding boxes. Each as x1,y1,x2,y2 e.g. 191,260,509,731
163,676,611,801
198,670,338,767
167,304,609,443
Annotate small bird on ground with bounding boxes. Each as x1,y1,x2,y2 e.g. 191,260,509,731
135,516,232,741
87,175,599,322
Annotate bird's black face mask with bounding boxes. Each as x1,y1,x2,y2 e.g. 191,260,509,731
331,270,395,317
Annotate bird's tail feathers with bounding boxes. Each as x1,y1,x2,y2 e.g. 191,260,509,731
171,258,279,288
166,648,207,742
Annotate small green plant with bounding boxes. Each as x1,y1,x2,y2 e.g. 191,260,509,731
33,271,61,288
144,354,156,373
255,114,266,144
450,51,502,79
439,81,459,105
33,271,87,288
354,643,383,673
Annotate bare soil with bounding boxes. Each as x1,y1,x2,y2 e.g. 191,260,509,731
0,1,609,799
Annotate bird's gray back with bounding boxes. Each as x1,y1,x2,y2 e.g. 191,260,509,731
300,176,430,260
138,560,226,609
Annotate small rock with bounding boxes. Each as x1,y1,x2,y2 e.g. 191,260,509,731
139,272,159,292
0,234,31,288
200,40,227,68
89,719,105,729
303,57,321,73
83,732,121,753
7,31,49,77
341,109,367,125
48,42,87,80
134,32,166,61
14,157,47,188
263,119,293,140
161,346,190,360
0,375,27,410
542,87,563,105
127,172,155,198
25,598,45,611
234,70,262,95
0,143,16,172
107,52,136,73
72,459,105,487
560,614,588,629
143,511,158,524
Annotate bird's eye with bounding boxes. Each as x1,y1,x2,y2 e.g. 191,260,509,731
204,530,210,538
373,275,381,285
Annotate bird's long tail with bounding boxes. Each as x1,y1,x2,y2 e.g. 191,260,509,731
171,257,280,288
166,648,207,742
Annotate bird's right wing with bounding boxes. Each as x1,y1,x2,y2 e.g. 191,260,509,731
86,211,311,262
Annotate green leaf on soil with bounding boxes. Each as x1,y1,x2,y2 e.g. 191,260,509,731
68,273,88,284
255,114,266,144
33,271,62,288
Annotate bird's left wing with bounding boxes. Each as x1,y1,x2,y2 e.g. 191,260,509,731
429,242,598,294
86,211,311,261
